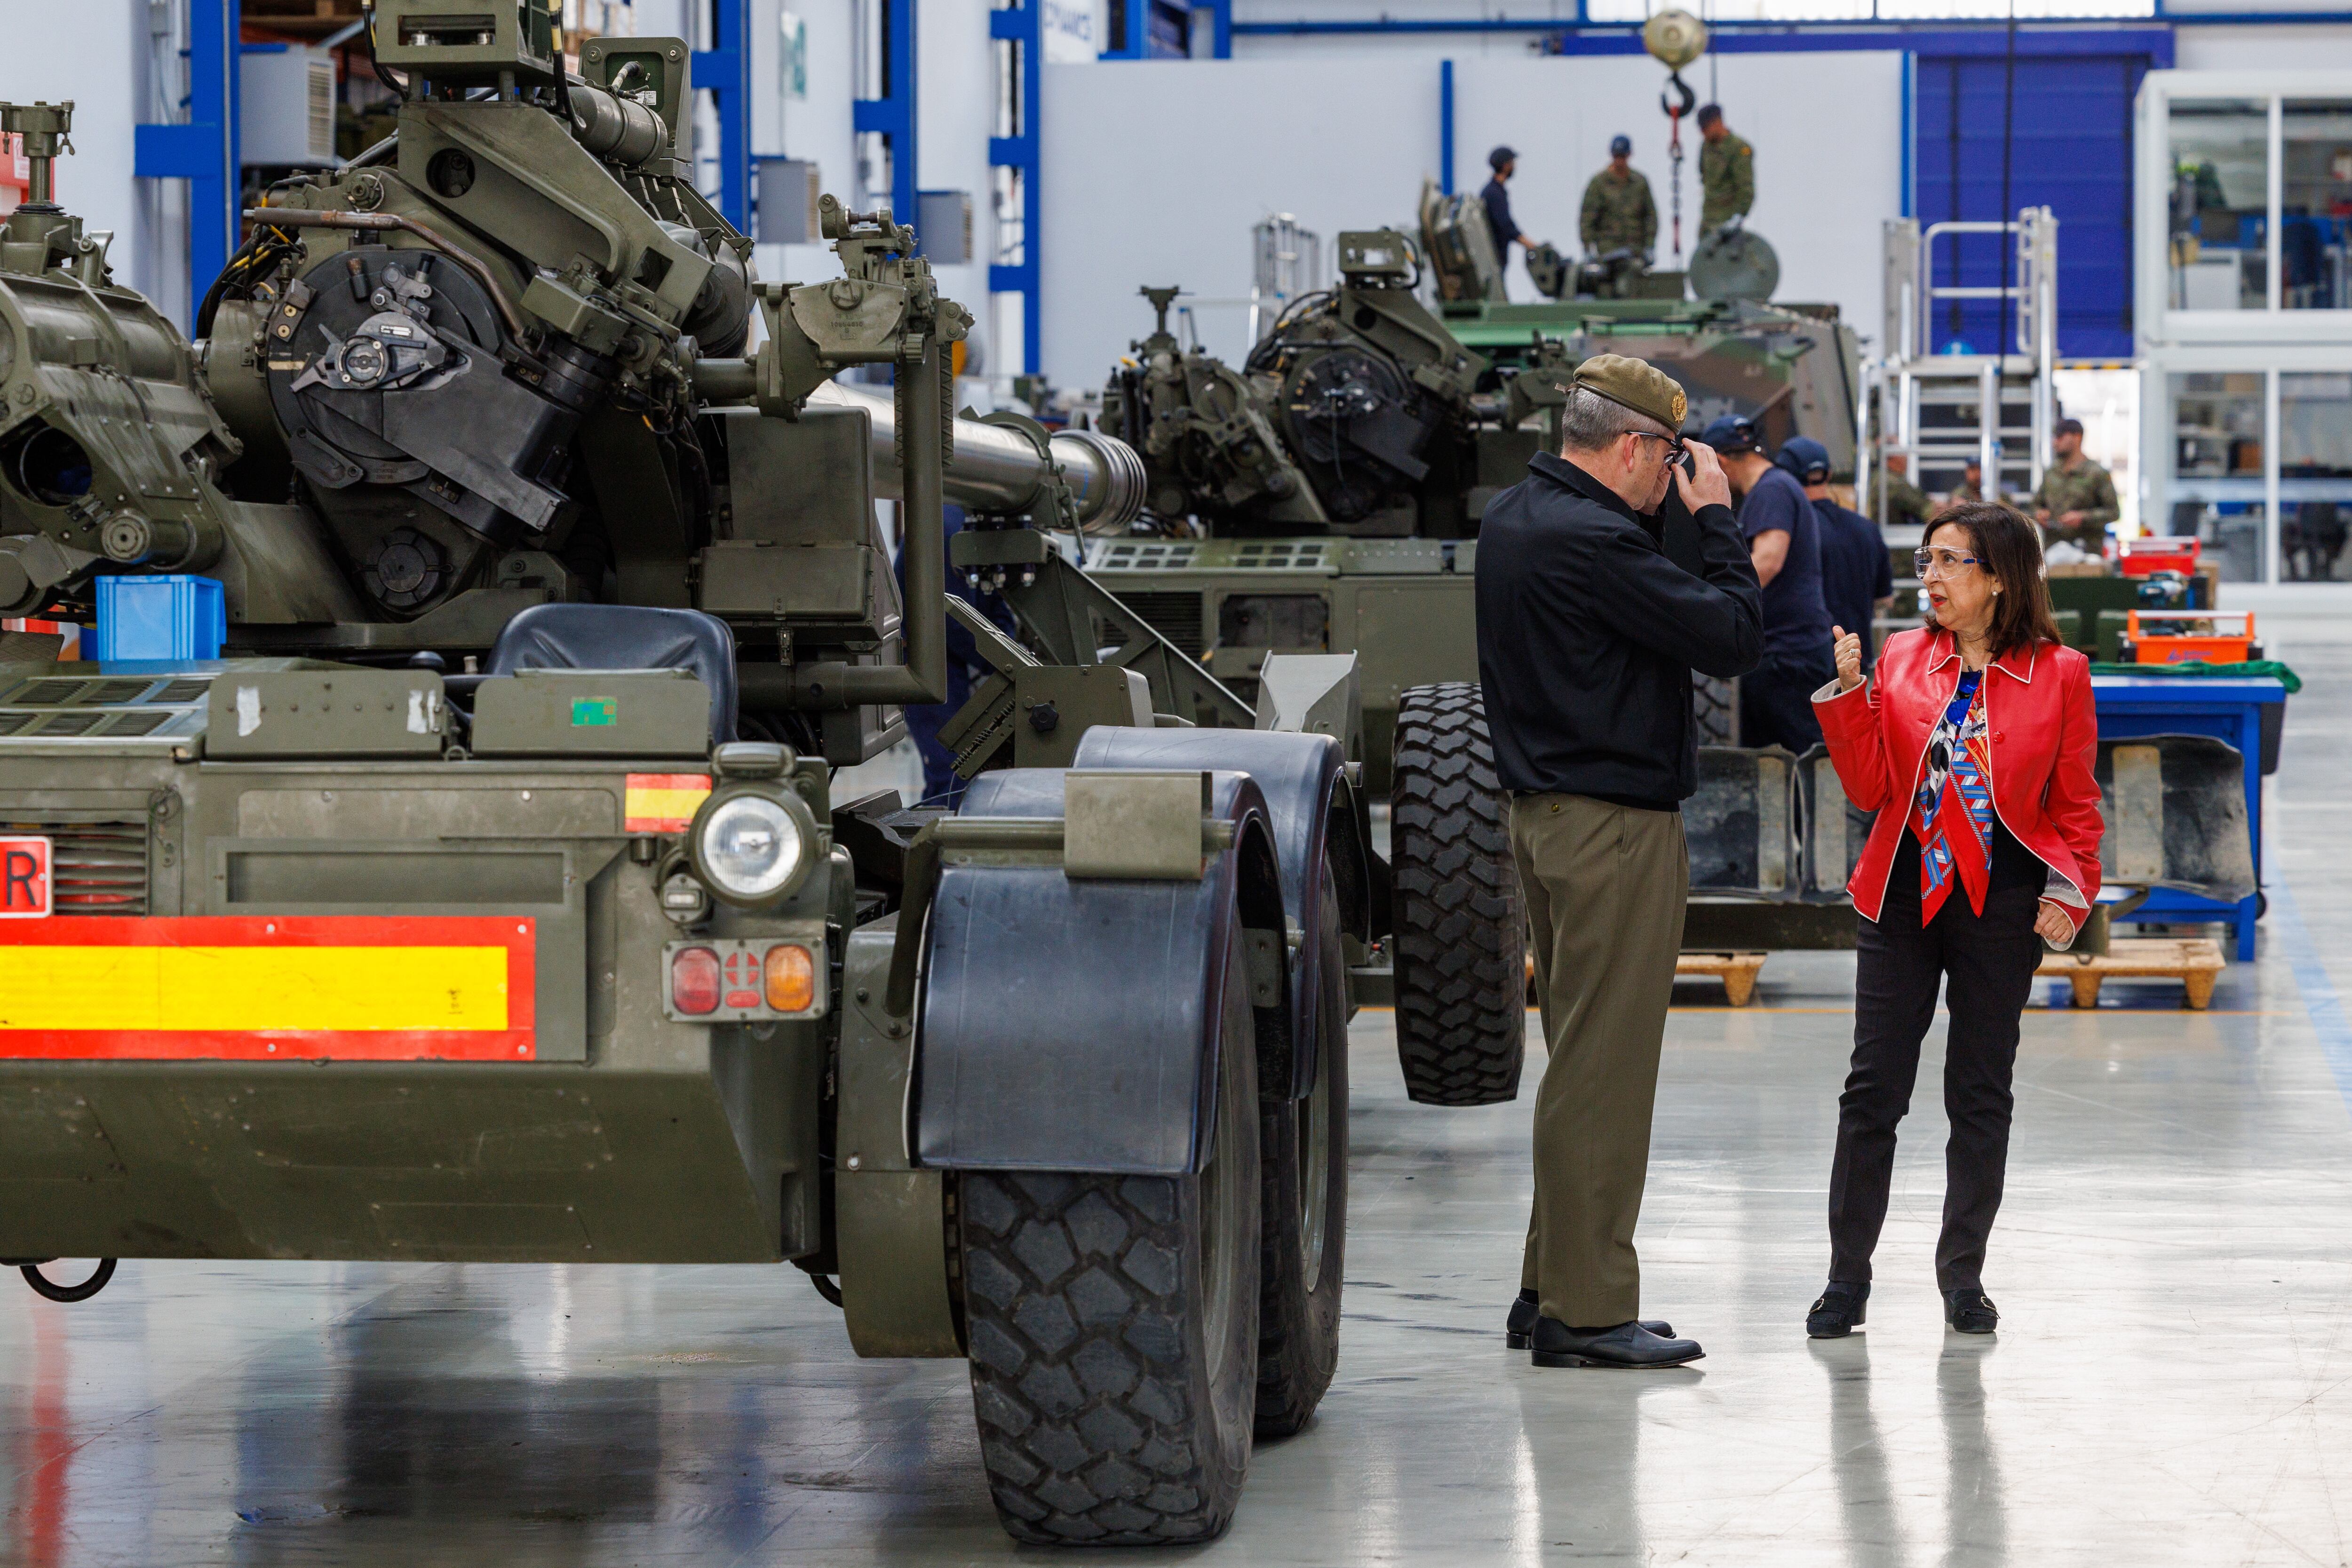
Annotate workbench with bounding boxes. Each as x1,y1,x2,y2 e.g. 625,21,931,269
2092,673,2286,960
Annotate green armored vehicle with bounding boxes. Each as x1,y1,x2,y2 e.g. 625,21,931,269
0,4,1491,1543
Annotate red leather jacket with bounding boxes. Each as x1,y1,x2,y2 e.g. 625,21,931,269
1813,628,2103,935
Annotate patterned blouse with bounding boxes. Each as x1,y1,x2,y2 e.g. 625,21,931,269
1909,668,2076,921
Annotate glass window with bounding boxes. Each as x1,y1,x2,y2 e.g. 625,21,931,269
2169,99,2270,312
2283,101,2352,311
2282,372,2352,579
2168,372,2266,580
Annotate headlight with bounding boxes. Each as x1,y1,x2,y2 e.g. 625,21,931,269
691,790,813,904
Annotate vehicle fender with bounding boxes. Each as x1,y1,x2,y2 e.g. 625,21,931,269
1071,725,1357,1100
913,766,1287,1176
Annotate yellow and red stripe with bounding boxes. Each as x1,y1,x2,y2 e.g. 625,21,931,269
624,772,712,833
0,915,536,1060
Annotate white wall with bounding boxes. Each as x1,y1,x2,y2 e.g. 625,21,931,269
1039,57,1443,388
2176,23,2352,72
1037,49,1901,391
0,1,184,323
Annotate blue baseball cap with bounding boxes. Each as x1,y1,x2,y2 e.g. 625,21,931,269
1700,414,1760,454
1776,436,1832,483
1610,135,1632,157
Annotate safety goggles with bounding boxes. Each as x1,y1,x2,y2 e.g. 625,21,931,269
1913,548,1982,578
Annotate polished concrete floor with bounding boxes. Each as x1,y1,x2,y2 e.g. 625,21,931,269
10,595,2352,1566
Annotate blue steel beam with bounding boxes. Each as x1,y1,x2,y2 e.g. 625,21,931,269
135,0,241,332
988,0,1041,373
691,0,753,229
1233,17,2188,50
853,0,919,231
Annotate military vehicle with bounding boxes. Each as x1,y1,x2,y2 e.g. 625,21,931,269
0,3,1531,1543
1084,201,1863,1085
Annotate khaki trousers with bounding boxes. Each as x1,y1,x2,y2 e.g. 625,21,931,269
1512,792,1688,1327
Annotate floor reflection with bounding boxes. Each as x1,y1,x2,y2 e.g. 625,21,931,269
1815,1337,1909,1568
1937,1341,2005,1568
1513,1368,1701,1560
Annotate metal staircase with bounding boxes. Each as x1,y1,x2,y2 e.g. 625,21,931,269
1860,208,2058,538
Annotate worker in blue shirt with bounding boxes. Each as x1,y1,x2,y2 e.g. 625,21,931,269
1481,146,1537,294
1703,415,1835,751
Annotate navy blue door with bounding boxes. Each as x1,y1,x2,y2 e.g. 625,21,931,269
1913,52,2152,361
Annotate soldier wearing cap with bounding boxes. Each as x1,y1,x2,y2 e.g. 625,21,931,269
1697,105,1755,235
1477,353,1762,1372
1581,135,1657,259
1481,145,1537,293
1881,452,1931,532
2031,417,2120,554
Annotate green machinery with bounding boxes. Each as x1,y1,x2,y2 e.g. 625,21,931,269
0,4,1541,1542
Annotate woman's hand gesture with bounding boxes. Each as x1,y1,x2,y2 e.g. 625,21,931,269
1832,625,1866,692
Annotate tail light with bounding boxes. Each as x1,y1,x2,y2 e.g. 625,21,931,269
670,946,721,1015
764,943,815,1012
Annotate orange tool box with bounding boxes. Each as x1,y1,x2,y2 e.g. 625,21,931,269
2123,610,2258,665
2117,536,2201,578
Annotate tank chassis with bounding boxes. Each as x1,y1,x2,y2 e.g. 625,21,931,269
0,4,1364,1543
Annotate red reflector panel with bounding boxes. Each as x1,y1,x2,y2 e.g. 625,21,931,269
671,946,721,1015
0,836,51,918
764,944,815,1012
720,947,762,1009
0,915,536,1060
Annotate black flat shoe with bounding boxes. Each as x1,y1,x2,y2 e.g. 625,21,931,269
1806,1280,1869,1338
1944,1288,1998,1335
1528,1317,1704,1369
1504,1289,1672,1348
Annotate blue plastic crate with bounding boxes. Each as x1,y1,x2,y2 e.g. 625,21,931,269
93,575,226,661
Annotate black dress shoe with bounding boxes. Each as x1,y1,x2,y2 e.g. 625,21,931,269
1806,1281,1869,1338
1504,1289,1673,1348
1528,1317,1704,1369
1944,1289,1998,1334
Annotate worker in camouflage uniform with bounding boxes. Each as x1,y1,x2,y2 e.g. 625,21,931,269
2032,417,2120,554
1697,105,1754,234
1881,451,1930,531
1581,135,1657,258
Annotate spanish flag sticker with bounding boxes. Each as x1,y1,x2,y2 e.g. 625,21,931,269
625,772,712,833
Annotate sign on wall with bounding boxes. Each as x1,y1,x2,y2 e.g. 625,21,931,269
1042,0,1104,63
780,9,808,101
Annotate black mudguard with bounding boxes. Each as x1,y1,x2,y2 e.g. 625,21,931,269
1072,726,1354,1101
914,766,1285,1176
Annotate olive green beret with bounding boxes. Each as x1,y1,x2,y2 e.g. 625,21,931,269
1571,353,1688,432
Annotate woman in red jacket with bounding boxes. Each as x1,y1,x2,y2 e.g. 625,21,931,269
1804,503,2102,1338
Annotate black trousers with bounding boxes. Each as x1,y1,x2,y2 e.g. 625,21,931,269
1740,645,1835,753
1828,864,2045,1292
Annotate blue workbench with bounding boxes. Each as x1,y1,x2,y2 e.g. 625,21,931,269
2092,674,2286,960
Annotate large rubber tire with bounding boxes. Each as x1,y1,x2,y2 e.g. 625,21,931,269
961,949,1263,1545
1389,682,1527,1106
1253,866,1348,1438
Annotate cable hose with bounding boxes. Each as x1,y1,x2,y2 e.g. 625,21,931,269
21,1258,116,1303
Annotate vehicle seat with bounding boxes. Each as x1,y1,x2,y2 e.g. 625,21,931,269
487,604,739,745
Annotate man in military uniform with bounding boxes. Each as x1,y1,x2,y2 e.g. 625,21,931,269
1697,105,1754,234
1581,135,1657,258
1950,458,1987,505
2032,417,2120,554
1881,451,1930,531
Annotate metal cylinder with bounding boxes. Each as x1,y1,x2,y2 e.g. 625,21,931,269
566,80,668,168
808,380,1146,531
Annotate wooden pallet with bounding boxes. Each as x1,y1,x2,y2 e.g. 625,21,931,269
1676,950,1768,1007
2037,938,2225,1010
